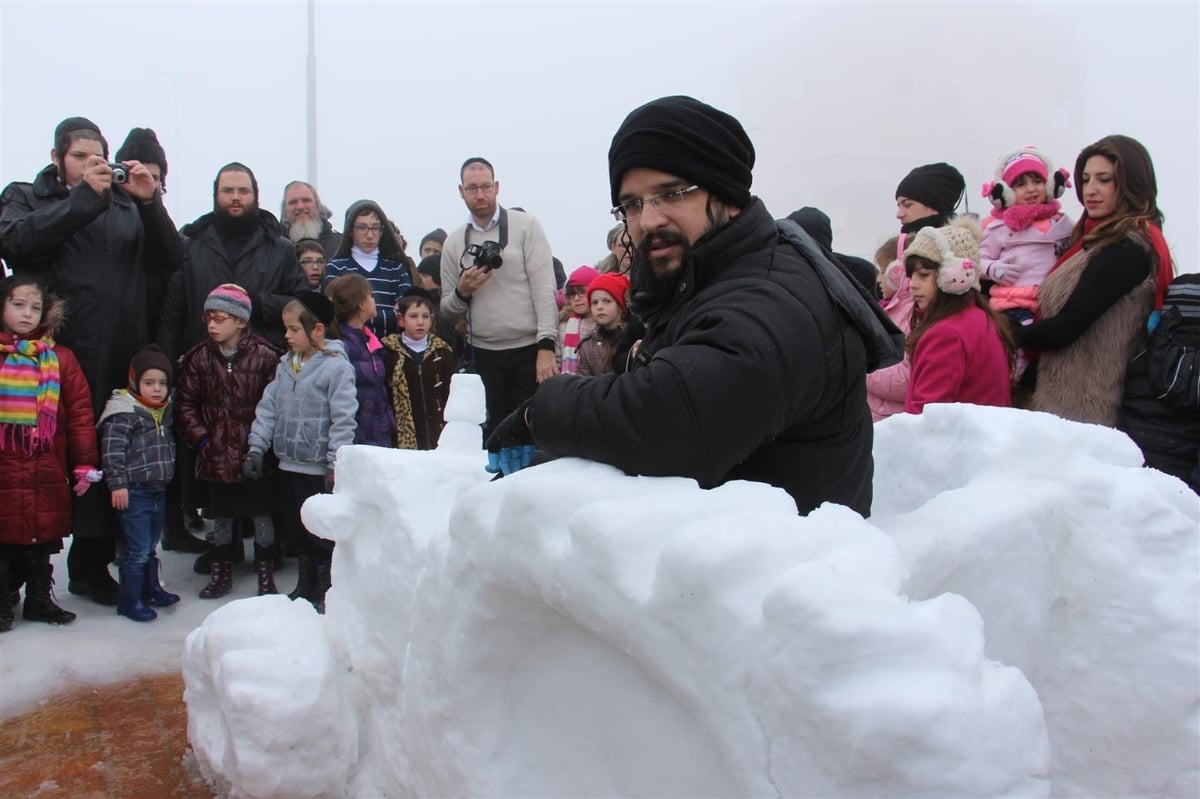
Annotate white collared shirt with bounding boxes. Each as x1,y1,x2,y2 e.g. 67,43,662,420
467,206,501,233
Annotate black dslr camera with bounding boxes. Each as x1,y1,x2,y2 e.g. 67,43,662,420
467,241,503,271
108,163,130,184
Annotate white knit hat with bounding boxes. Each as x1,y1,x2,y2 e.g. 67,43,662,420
903,218,982,295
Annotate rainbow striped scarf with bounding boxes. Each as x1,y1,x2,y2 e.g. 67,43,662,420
0,335,61,453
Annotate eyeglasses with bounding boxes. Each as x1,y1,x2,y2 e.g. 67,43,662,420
203,311,233,324
462,183,496,195
353,224,383,234
611,185,700,222
299,257,326,268
565,286,586,297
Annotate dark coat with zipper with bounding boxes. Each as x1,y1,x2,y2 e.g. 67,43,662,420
175,332,283,482
528,199,885,517
340,324,397,447
156,209,306,360
380,334,456,450
0,165,183,417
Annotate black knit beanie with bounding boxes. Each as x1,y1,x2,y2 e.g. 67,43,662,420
608,96,755,208
129,343,173,387
115,128,168,188
787,207,834,251
895,163,965,216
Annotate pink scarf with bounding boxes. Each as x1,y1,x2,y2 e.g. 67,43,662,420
991,201,1060,232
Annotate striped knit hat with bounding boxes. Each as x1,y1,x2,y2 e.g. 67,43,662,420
205,283,252,322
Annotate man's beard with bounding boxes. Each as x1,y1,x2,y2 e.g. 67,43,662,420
287,218,323,242
214,200,260,236
631,229,691,301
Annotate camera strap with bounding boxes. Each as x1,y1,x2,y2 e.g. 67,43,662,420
462,207,509,253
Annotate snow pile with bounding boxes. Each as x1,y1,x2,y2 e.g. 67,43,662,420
183,381,1200,799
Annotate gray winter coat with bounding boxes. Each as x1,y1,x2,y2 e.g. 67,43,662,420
248,339,358,475
97,391,176,491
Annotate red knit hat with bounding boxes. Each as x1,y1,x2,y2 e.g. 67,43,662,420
587,272,631,314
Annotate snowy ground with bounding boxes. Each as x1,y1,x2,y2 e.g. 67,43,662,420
0,529,259,721
3,374,1198,799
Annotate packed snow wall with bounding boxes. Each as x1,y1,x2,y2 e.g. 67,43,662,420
183,377,1199,799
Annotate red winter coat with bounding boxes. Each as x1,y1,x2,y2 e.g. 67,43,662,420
0,332,98,545
174,333,282,482
904,305,1012,414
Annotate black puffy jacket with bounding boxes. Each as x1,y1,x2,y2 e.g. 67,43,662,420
529,199,880,517
157,209,306,360
0,165,183,415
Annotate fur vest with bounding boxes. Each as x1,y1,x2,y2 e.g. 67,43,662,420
1033,241,1156,426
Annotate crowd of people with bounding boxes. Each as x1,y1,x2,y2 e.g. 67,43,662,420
0,101,1195,634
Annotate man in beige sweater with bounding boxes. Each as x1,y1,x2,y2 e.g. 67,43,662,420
440,157,559,439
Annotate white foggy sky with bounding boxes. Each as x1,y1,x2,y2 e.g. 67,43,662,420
1,0,1197,271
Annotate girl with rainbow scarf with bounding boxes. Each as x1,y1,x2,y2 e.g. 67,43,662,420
0,275,99,633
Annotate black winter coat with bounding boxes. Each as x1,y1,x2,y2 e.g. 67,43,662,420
529,200,876,516
0,165,183,416
157,209,306,360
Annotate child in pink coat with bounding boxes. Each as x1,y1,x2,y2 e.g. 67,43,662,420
866,235,914,421
979,146,1075,334
902,220,1015,414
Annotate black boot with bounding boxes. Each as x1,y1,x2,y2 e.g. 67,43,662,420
23,552,76,625
288,555,317,603
162,506,209,554
311,557,332,615
142,556,181,607
0,557,13,632
253,544,278,596
67,537,119,606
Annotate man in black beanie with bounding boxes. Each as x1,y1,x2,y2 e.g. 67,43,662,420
895,162,965,234
485,95,901,517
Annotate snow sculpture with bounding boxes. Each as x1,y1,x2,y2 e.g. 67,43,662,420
183,379,1199,799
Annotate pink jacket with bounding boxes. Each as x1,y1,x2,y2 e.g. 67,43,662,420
904,304,1012,414
866,279,914,421
979,213,1074,288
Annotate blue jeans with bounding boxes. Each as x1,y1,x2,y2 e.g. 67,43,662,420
118,484,165,569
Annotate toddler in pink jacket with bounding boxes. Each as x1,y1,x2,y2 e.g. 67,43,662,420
979,146,1075,326
866,235,914,421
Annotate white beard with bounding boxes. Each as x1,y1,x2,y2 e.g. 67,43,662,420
287,218,324,242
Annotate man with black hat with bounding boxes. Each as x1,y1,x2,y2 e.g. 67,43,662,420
484,96,902,517
895,162,966,234
0,116,184,604
158,162,307,360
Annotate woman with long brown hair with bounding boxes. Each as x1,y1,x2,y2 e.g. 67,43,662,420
1017,135,1175,426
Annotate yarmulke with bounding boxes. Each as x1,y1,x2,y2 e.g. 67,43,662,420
608,95,755,208
205,283,252,322
296,290,335,326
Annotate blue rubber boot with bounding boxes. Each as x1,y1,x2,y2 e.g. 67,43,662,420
142,556,181,607
117,565,157,622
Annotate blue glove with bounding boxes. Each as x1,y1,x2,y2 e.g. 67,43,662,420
485,400,536,476
485,445,537,476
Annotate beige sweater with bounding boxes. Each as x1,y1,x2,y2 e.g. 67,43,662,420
439,209,559,350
